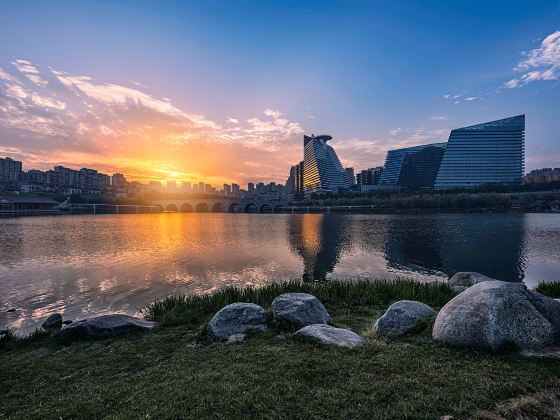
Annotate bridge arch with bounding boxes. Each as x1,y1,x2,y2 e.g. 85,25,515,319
195,202,209,212
244,203,257,213
211,202,226,213
260,203,273,213
153,204,164,212
180,203,193,213
166,203,178,212
274,204,285,213
228,202,241,213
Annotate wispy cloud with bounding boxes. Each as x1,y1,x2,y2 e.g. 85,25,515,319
505,30,560,89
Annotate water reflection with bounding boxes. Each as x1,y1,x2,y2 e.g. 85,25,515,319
0,213,558,334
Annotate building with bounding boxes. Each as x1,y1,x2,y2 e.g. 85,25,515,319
379,144,446,189
223,184,231,196
231,183,240,197
285,161,305,201
345,168,356,185
523,168,560,184
111,173,127,187
247,183,255,195
0,157,23,183
357,167,383,186
434,115,525,189
303,134,351,197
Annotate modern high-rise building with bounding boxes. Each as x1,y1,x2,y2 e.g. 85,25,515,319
303,134,351,197
434,115,525,189
357,167,383,186
379,143,446,189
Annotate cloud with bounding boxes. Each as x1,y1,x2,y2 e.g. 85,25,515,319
505,29,560,88
430,115,450,121
264,108,282,119
0,59,306,185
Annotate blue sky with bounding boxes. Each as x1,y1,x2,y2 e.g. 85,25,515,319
0,0,559,184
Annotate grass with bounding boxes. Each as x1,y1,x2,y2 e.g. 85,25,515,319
1,279,560,419
535,281,560,299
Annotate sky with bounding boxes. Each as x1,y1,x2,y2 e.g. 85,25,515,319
0,0,559,186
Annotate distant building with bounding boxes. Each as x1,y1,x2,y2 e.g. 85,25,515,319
345,168,356,185
434,115,525,189
379,143,446,189
232,183,240,197
248,183,255,195
167,180,177,192
303,134,351,197
357,167,383,186
112,173,127,187
285,161,304,201
0,157,23,183
223,183,232,196
523,168,560,184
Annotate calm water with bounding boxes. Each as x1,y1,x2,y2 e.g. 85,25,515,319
1,213,560,333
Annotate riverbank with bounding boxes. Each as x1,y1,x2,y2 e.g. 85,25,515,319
2,279,560,419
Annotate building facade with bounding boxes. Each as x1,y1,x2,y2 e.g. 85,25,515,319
379,143,446,189
0,157,23,183
434,115,525,189
303,134,351,197
357,167,383,186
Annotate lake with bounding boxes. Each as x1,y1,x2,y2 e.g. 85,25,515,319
1,213,560,334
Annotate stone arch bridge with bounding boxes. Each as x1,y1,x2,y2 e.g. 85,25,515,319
152,198,288,214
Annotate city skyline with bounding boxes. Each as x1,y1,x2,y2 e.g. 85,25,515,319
1,1,559,185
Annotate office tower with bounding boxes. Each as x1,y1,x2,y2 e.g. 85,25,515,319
434,115,525,189
0,157,23,183
379,143,447,189
345,168,356,185
303,134,351,196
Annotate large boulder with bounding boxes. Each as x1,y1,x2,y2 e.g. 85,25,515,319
57,314,156,342
433,281,560,351
295,324,364,348
272,293,330,328
207,303,268,340
374,300,436,337
449,272,495,288
42,313,63,330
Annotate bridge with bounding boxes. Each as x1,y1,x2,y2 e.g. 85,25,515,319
152,198,288,213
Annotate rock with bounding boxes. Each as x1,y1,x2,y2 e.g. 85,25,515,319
433,281,560,352
226,333,246,344
295,324,365,348
42,313,63,330
272,293,330,328
207,303,268,340
450,286,468,295
57,314,156,342
374,300,436,337
448,272,495,288
62,320,73,325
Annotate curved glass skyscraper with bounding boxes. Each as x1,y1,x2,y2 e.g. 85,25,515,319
303,134,351,197
434,115,525,189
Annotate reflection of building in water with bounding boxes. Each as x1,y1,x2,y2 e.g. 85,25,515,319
287,214,350,281
383,214,527,281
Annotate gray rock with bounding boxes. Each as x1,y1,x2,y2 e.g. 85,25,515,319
448,272,495,288
207,303,267,339
226,333,246,344
295,324,365,348
272,293,330,328
374,300,436,337
433,281,560,351
57,314,156,342
450,285,468,295
42,313,63,330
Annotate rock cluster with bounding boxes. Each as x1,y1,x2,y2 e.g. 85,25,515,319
206,292,364,348
42,313,63,330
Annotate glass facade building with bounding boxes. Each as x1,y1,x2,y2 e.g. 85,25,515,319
379,143,447,189
303,134,351,197
434,115,525,189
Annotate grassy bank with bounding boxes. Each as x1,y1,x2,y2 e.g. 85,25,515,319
2,279,560,419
